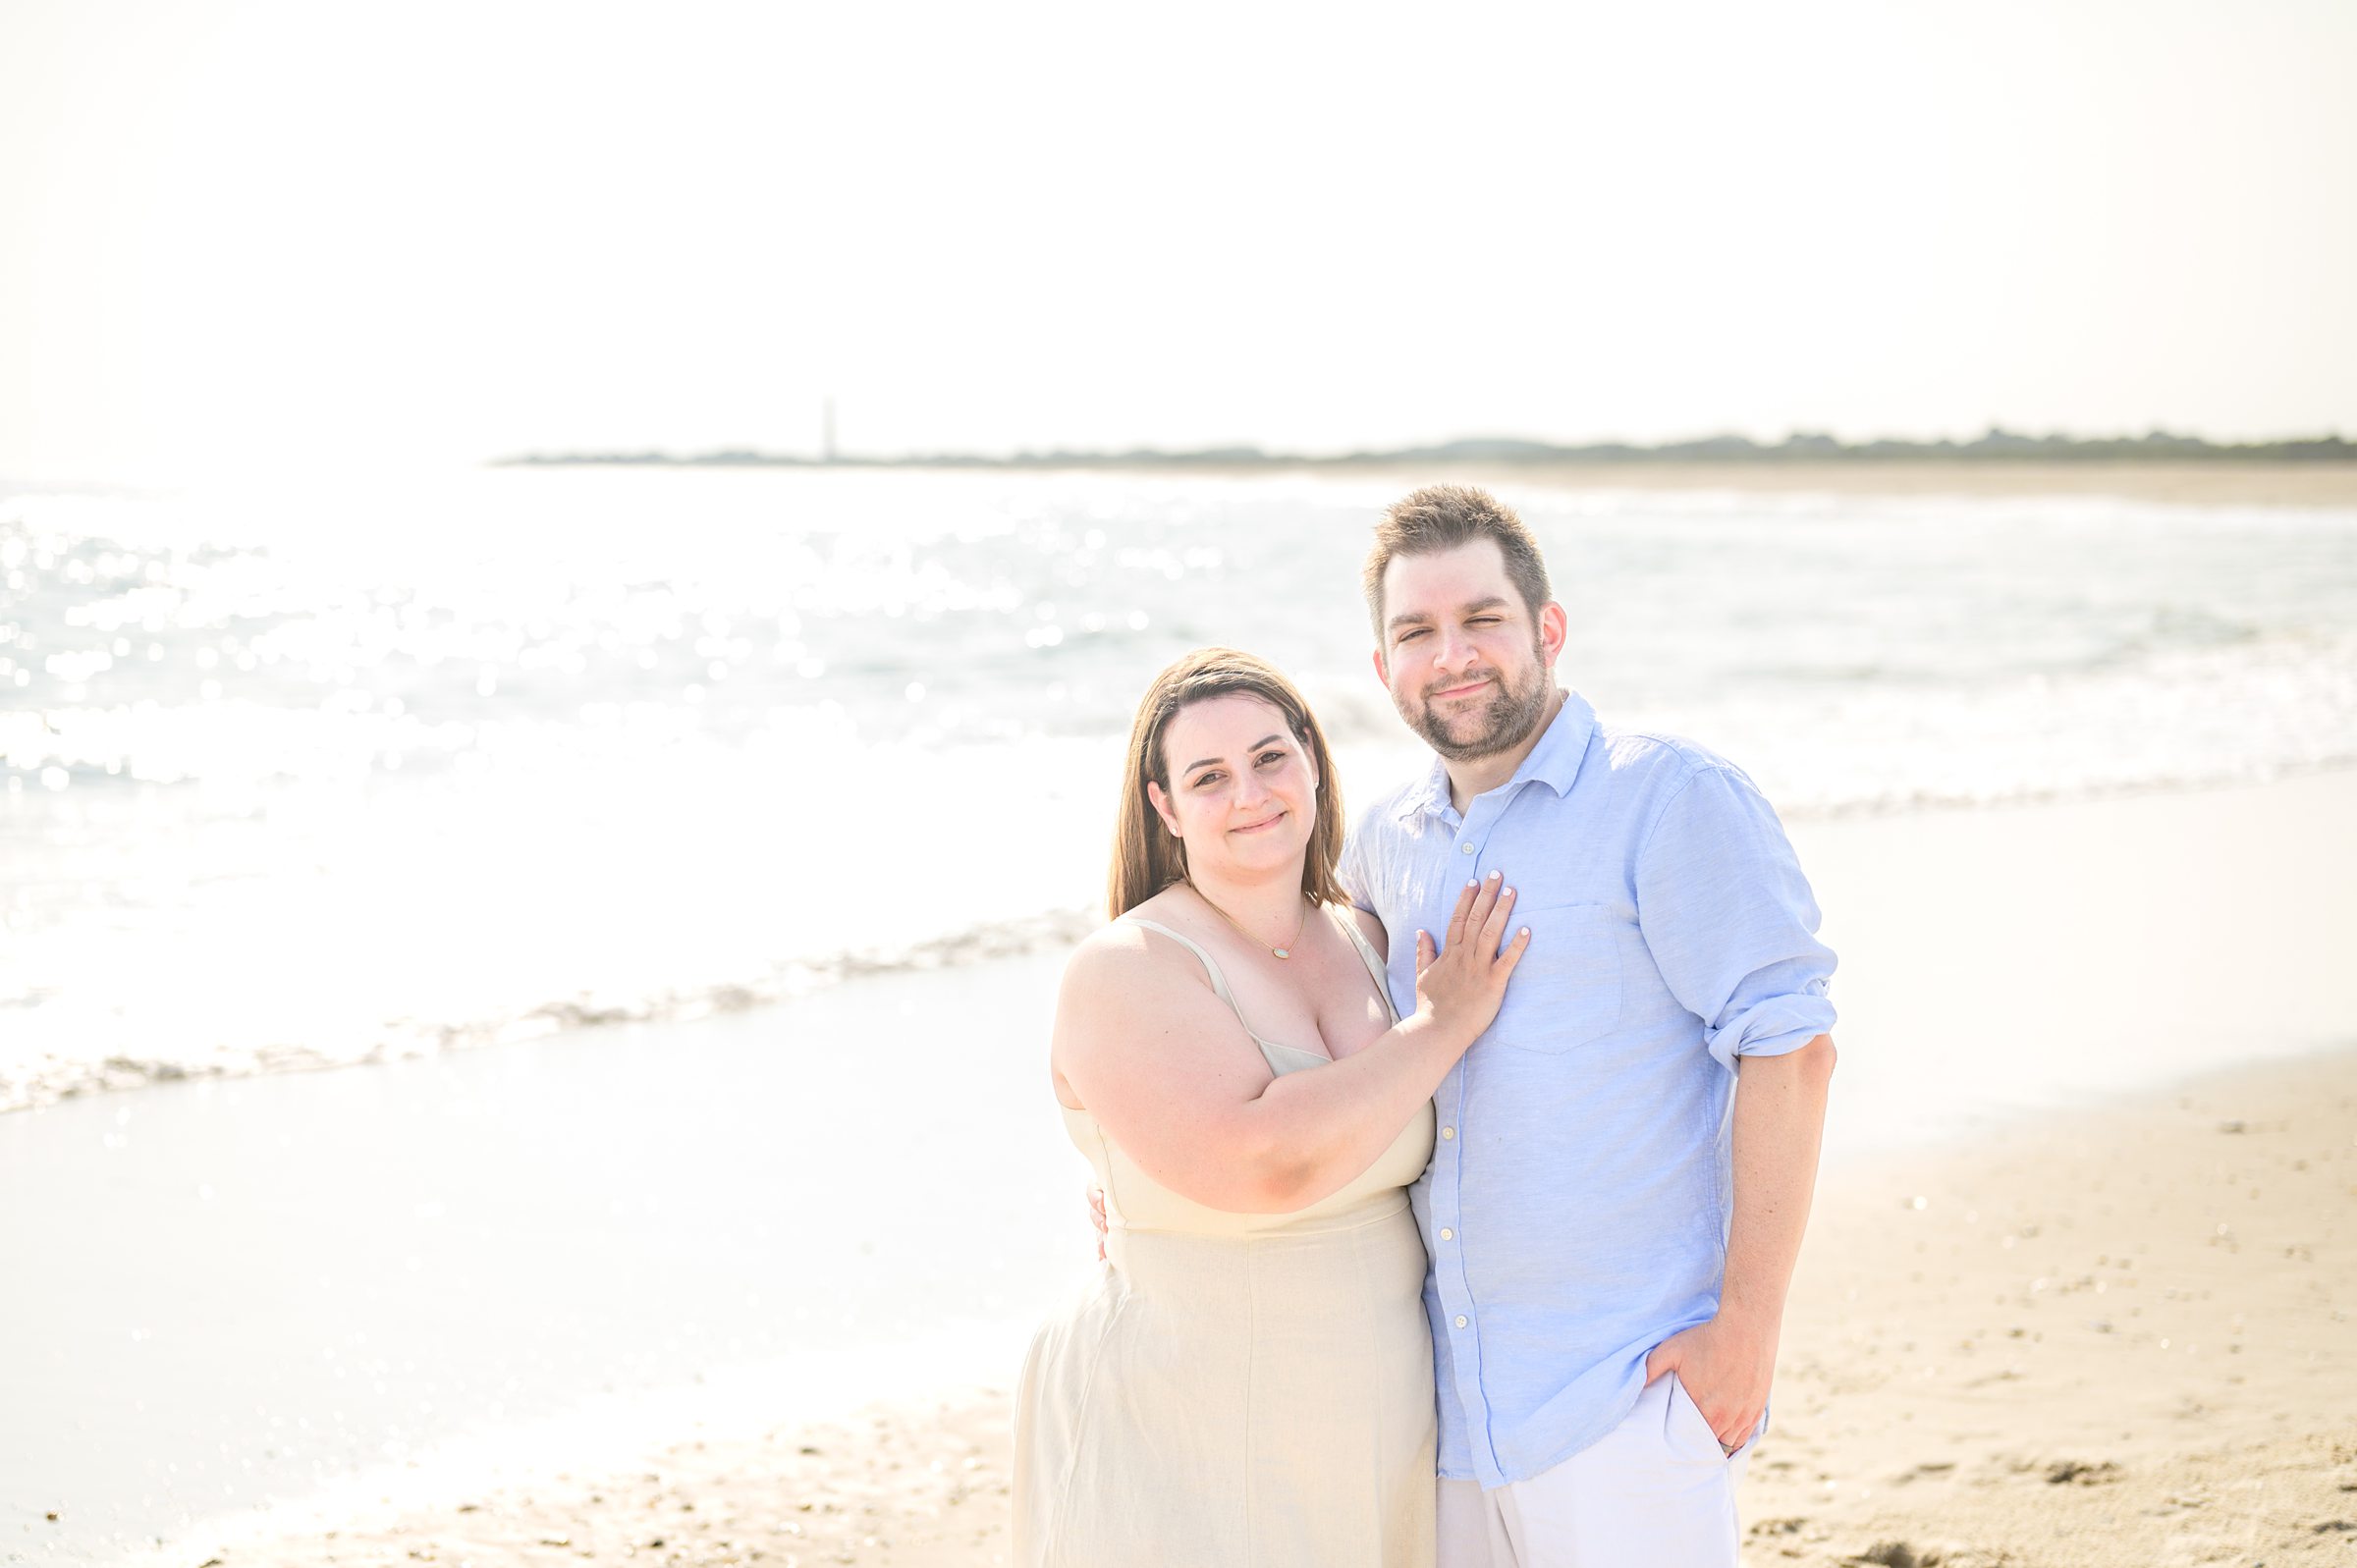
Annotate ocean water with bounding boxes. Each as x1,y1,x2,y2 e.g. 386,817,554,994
4,465,2355,1114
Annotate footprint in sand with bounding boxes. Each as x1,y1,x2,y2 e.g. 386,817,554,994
1893,1460,1957,1485
2042,1458,2121,1486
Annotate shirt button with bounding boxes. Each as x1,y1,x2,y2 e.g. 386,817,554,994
1453,1316,1469,1328
1438,1227,1453,1241
1460,842,1475,853
1440,1126,1454,1140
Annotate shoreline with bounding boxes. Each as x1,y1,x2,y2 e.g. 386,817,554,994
140,1043,2357,1568
8,760,2352,1125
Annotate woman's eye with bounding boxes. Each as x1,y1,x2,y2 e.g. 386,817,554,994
1193,772,1223,788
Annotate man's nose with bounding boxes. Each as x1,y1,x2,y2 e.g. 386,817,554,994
1433,626,1477,671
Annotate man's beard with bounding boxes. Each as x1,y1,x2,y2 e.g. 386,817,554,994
1404,646,1554,762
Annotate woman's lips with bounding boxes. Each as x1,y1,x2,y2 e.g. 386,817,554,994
1231,811,1288,834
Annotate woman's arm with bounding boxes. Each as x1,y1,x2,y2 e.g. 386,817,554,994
1056,876,1524,1214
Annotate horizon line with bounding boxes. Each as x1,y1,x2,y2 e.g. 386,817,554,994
493,426,2357,470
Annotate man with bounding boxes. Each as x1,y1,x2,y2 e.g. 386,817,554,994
1340,483,1836,1567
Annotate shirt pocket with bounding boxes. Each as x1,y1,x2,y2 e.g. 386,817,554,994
1487,901,1623,1054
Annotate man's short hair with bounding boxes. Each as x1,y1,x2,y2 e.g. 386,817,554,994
1361,484,1553,641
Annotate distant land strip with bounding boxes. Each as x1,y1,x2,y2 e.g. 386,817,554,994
495,429,2356,469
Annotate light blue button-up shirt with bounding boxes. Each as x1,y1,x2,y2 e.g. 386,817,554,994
1340,690,1836,1487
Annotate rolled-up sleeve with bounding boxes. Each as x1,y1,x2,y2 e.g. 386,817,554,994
1634,763,1837,1070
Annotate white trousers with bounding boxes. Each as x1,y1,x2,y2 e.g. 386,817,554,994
1435,1375,1760,1568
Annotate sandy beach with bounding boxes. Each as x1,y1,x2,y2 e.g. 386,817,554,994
78,768,2345,1568
173,1044,2354,1568
1741,1047,2356,1567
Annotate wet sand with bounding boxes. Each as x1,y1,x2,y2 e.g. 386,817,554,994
184,1044,2353,1568
157,773,2355,1567
198,1394,1020,1568
19,767,2346,1564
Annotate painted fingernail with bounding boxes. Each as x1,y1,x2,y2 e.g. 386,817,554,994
1519,927,1530,938
1487,870,1501,880
1466,879,1477,889
1503,887,1515,898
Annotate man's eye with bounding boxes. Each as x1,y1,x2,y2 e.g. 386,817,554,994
1396,628,1428,644
1469,617,1502,626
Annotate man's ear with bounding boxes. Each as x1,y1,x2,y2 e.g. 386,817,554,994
1370,645,1388,685
1144,780,1181,838
1537,601,1568,669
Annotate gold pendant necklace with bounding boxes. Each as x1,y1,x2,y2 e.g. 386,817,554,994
1187,881,1309,959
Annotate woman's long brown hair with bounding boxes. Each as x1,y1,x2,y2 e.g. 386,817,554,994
1108,648,1346,919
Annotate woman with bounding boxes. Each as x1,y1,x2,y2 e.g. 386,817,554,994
1014,648,1529,1567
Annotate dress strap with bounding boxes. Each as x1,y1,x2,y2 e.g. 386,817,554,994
1329,906,1399,1023
1124,917,1247,1019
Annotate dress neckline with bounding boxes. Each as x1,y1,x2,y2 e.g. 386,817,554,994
1124,904,1395,1068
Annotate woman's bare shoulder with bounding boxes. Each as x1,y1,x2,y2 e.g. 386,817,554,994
1062,902,1206,1000
1056,908,1239,1089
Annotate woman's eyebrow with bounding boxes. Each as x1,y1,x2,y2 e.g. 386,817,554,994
1183,733,1285,773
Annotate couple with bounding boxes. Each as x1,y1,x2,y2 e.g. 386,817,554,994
1014,485,1839,1566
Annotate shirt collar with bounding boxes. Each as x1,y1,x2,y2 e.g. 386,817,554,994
1396,688,1599,822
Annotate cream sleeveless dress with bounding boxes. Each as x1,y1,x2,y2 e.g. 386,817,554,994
1014,908,1438,1567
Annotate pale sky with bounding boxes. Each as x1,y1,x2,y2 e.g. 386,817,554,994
3,0,2352,486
